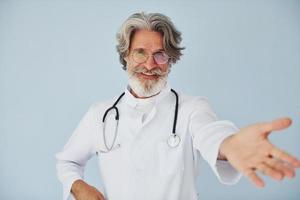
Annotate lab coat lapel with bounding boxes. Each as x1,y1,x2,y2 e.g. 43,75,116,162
140,106,157,128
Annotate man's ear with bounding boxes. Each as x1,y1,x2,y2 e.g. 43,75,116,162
124,56,128,63
124,56,132,68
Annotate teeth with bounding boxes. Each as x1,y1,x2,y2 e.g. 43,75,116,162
142,72,154,76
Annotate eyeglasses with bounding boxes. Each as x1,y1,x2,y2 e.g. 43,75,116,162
130,48,170,65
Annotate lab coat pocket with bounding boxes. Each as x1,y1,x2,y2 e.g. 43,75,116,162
157,140,185,176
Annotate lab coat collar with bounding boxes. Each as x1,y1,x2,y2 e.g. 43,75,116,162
123,82,172,108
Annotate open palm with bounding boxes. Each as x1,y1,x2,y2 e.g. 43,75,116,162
220,118,300,187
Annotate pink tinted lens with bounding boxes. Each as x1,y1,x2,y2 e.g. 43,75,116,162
153,52,169,64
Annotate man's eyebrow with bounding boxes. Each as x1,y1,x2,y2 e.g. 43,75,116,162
132,48,145,51
153,49,164,53
132,48,165,53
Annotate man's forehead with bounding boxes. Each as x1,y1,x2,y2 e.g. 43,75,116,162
130,29,164,51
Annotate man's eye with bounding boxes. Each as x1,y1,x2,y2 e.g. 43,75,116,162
154,52,163,56
136,49,145,54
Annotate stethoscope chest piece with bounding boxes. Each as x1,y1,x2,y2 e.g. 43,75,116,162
167,134,181,148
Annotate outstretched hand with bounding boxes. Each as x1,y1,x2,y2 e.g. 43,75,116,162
219,117,300,187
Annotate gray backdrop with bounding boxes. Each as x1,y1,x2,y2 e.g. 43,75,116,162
1,0,299,199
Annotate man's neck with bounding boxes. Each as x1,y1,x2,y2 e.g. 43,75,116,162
130,88,160,99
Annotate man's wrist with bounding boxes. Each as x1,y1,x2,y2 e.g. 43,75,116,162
71,179,85,194
217,151,227,160
218,135,235,160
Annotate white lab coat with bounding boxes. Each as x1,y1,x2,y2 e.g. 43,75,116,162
56,84,242,200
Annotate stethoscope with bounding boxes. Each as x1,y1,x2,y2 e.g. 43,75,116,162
101,89,181,153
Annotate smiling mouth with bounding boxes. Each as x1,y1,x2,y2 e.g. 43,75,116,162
137,72,159,80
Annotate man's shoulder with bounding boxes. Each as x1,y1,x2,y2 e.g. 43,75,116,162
88,95,121,113
176,92,215,116
177,91,210,106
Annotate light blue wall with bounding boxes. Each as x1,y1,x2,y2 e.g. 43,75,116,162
1,0,299,199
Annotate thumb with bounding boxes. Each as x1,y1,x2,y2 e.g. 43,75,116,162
260,117,292,136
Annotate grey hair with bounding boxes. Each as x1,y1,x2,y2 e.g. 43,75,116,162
116,12,185,70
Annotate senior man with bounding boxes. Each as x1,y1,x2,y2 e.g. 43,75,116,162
56,12,300,200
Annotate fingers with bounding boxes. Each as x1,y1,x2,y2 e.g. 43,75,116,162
244,154,298,188
270,147,300,168
256,163,283,180
264,157,295,178
244,161,288,188
245,168,265,188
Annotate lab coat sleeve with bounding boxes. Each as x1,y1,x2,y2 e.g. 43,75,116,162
189,97,242,185
55,105,98,200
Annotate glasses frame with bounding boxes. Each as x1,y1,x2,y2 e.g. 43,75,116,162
130,48,171,65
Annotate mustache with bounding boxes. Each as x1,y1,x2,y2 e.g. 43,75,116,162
131,67,169,76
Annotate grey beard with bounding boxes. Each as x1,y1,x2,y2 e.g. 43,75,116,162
127,72,168,98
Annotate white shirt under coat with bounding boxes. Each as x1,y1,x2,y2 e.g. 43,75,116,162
56,84,242,200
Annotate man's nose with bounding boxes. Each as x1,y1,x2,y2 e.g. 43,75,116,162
143,55,157,70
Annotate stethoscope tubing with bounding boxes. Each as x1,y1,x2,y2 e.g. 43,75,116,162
101,89,179,152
